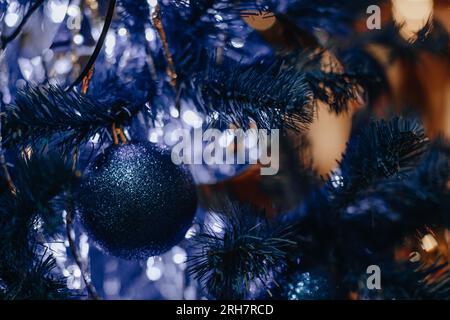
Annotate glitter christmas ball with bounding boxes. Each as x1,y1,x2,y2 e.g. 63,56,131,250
263,269,333,300
76,142,197,260
285,271,331,300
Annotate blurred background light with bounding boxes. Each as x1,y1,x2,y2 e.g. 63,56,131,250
146,266,162,281
105,31,117,56
147,0,158,8
182,110,203,128
5,13,19,27
392,0,434,40
118,27,128,37
67,4,81,17
47,0,69,23
73,34,84,45
171,246,187,265
145,28,156,42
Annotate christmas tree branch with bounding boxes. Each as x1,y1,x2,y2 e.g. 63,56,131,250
65,191,100,300
0,153,76,299
262,0,378,36
280,123,449,296
188,202,297,299
339,139,450,247
327,117,429,209
0,98,15,194
117,0,151,38
3,84,138,151
194,58,314,130
192,53,357,130
372,257,450,300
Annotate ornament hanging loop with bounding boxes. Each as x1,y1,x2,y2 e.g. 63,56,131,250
81,67,95,95
112,122,127,145
152,3,178,92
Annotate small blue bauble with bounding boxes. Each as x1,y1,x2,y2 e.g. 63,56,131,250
286,271,331,300
263,269,332,300
76,142,197,260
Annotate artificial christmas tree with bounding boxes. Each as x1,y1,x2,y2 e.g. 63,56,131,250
0,0,449,300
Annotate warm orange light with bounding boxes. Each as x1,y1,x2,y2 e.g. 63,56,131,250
421,234,438,252
392,0,434,40
241,11,277,31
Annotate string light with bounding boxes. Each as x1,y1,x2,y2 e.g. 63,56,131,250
73,34,84,45
145,28,156,42
182,110,203,128
118,27,128,37
5,13,19,27
146,266,162,281
105,31,117,56
421,234,438,252
47,0,69,23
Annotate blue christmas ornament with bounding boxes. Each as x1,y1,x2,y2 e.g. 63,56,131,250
76,141,197,260
286,271,331,300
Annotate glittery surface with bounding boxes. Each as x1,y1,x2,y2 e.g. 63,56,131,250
286,271,331,300
76,142,197,260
